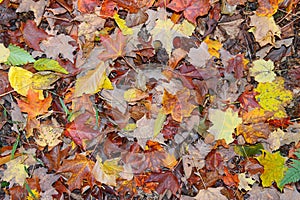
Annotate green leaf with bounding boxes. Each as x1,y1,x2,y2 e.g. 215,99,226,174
234,143,264,157
6,44,35,65
279,149,300,187
34,58,69,74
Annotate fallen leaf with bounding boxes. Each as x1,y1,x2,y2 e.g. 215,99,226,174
74,61,112,97
256,0,282,17
255,77,293,118
204,36,222,58
238,173,255,191
0,43,10,63
226,54,247,79
2,156,29,186
41,144,70,171
114,13,133,35
249,15,281,47
34,58,69,74
256,150,287,189
16,0,47,25
17,89,52,119
145,172,180,195
188,42,211,68
223,167,239,187
267,129,285,151
162,88,196,122
194,187,227,200
237,123,270,144
123,88,149,102
92,156,124,186
20,20,48,51
58,154,96,191
208,108,242,144
167,0,211,24
98,29,128,61
78,0,99,13
40,34,77,63
250,59,276,83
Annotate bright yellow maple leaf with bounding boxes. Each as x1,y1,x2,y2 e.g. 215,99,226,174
250,59,276,83
208,108,242,144
255,77,293,118
162,88,196,122
256,150,287,189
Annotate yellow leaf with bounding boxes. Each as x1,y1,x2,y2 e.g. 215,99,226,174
8,66,44,99
256,150,287,189
204,37,222,58
102,74,114,90
255,77,293,118
31,72,61,90
177,20,195,36
26,189,40,200
250,59,276,83
2,156,29,185
123,88,148,102
0,43,10,63
113,13,133,35
208,108,242,144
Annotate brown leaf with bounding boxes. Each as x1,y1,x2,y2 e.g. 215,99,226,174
98,29,128,61
0,70,12,95
20,20,48,51
77,0,100,13
58,154,96,191
41,144,70,171
237,123,270,144
223,167,239,187
256,0,280,17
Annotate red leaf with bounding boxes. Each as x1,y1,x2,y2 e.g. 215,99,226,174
205,150,224,171
20,20,48,51
77,0,100,13
145,171,180,195
161,116,180,139
237,89,260,111
64,113,101,147
100,0,117,18
167,0,211,24
267,117,292,129
223,167,239,187
226,54,245,79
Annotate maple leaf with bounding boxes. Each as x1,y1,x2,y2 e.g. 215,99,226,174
20,20,48,51
249,15,281,47
208,108,242,144
58,154,96,191
250,59,276,83
64,113,101,147
41,144,70,171
223,167,239,187
255,77,293,118
162,88,196,122
256,150,287,189
17,89,52,119
237,90,260,111
145,172,180,195
98,30,128,61
167,0,211,24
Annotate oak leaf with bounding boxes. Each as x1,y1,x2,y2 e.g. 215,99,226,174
256,150,287,189
98,30,128,61
17,89,52,119
167,0,211,24
58,154,96,191
16,0,47,25
208,108,242,144
162,88,196,122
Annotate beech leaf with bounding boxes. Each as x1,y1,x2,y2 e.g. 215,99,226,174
34,58,69,74
6,44,35,66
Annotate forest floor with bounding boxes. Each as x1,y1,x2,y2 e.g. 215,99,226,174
1,0,300,199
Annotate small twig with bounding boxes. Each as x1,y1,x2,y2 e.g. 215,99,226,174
0,90,15,97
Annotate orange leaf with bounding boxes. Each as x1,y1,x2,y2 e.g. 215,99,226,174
58,154,96,191
237,123,270,144
17,89,52,119
162,88,196,122
223,167,239,187
256,0,283,17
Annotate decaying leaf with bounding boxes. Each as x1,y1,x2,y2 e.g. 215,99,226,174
2,156,29,186
0,43,10,63
238,173,255,191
